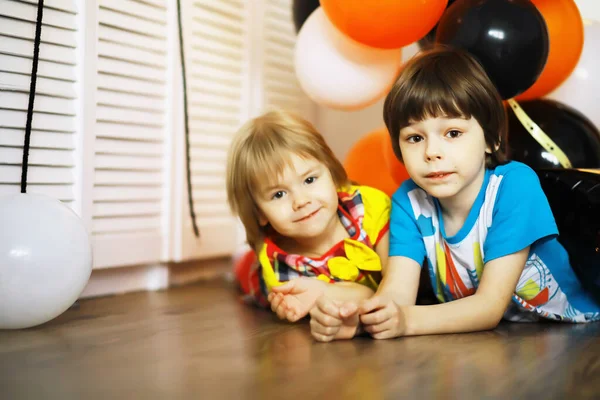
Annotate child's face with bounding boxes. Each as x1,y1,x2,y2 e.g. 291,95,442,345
254,154,340,243
398,116,491,205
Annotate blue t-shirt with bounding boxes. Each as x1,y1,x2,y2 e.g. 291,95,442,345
389,161,600,322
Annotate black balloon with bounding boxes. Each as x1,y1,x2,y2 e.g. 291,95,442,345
417,0,456,50
435,0,549,99
508,100,600,169
292,0,320,33
535,169,600,304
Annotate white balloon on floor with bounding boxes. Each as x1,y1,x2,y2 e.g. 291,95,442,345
547,19,600,132
0,194,93,329
294,7,402,111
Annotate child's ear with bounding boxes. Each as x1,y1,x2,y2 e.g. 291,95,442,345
485,142,500,154
257,210,269,227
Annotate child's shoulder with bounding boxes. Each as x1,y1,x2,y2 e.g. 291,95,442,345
490,161,543,194
340,185,390,206
492,160,536,177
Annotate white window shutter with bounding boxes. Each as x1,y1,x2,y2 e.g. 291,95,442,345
261,0,314,119
91,0,170,268
170,0,250,261
0,0,79,207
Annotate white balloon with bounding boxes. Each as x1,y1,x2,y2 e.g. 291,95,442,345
547,19,600,132
294,8,402,111
0,194,92,329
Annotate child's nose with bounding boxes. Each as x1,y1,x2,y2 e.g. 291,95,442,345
293,194,310,210
425,139,444,161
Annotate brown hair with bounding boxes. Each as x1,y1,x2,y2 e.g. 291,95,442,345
383,46,508,168
226,109,348,250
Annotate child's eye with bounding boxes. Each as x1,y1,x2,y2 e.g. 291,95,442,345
305,176,317,184
446,130,462,138
406,135,423,143
272,191,286,200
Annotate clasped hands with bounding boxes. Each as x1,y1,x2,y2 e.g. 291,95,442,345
267,277,407,342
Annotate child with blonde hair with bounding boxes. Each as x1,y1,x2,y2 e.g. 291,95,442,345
226,110,390,338
310,47,600,342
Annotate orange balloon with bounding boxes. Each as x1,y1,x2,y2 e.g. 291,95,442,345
343,128,400,197
321,0,448,49
516,0,583,101
382,131,411,185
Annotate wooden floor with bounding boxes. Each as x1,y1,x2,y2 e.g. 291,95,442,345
1,278,599,399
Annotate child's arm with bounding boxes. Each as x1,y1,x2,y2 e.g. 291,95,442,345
269,277,374,322
360,247,529,338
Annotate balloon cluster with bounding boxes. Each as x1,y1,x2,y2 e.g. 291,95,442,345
292,0,447,110
292,0,600,192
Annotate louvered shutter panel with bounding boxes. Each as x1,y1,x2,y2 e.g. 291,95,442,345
91,0,169,268
0,0,78,207
171,0,249,261
262,0,314,118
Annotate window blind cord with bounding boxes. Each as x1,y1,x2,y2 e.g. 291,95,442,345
21,0,44,193
176,0,200,238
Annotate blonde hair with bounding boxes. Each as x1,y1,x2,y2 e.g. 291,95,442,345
226,109,348,250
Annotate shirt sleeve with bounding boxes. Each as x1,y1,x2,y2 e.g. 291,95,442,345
484,164,559,263
388,182,427,266
358,185,391,246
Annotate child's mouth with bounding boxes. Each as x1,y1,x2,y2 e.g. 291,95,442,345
296,208,321,222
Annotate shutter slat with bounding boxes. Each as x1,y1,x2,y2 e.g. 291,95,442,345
98,25,166,54
97,89,164,112
93,201,162,217
0,72,75,98
0,92,75,115
193,202,231,218
97,105,164,127
0,147,74,166
0,165,73,184
98,7,166,38
0,0,77,30
19,0,78,14
95,138,163,156
97,73,164,97
191,175,225,188
99,0,167,24
98,57,166,82
133,0,166,9
0,183,73,200
94,170,163,185
95,154,162,171
98,40,166,68
96,122,164,142
191,189,227,202
92,217,161,234
0,128,74,149
190,161,226,174
190,147,227,161
0,110,76,132
194,1,244,22
0,35,76,65
93,186,163,202
190,131,234,149
0,54,75,81
0,16,76,47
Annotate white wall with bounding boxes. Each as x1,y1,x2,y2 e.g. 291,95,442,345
316,1,600,160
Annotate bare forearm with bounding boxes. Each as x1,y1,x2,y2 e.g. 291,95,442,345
376,256,420,306
402,293,505,336
323,282,374,302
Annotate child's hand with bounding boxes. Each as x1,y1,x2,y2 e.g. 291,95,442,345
309,296,361,342
358,296,406,339
268,278,326,322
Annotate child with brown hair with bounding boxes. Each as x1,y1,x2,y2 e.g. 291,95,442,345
226,110,390,339
311,46,600,342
